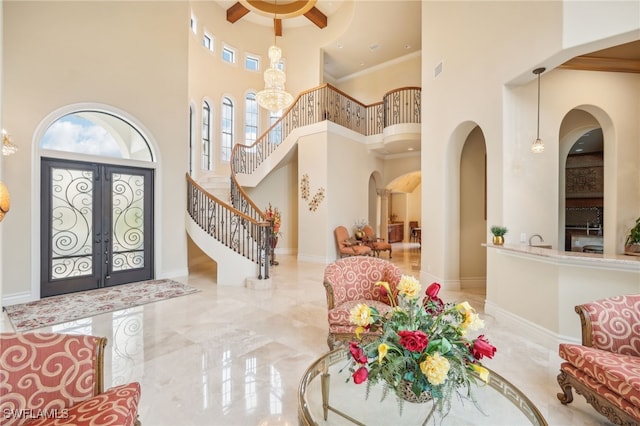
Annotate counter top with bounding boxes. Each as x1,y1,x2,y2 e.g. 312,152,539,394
484,243,640,271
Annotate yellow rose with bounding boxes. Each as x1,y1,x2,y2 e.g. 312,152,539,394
419,352,451,386
349,303,373,327
397,275,421,300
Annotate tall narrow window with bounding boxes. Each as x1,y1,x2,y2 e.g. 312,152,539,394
245,92,258,145
221,97,234,162
269,110,282,145
202,101,211,170
189,105,194,176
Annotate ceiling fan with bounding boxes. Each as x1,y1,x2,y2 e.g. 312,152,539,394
226,0,327,36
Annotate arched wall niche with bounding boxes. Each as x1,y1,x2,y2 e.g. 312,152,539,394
559,105,614,253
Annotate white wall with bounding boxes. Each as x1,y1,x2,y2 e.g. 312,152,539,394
2,1,189,301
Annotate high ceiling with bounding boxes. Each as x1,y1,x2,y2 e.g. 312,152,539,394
216,0,422,80
217,1,638,189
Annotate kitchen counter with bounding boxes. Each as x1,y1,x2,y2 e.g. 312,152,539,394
484,243,640,271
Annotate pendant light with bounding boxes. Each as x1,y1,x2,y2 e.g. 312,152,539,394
531,67,546,154
256,1,293,112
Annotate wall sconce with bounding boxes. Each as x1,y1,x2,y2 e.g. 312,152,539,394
2,129,18,156
0,181,10,222
531,67,546,154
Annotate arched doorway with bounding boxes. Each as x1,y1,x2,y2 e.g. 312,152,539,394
459,126,486,288
560,110,604,254
39,110,155,297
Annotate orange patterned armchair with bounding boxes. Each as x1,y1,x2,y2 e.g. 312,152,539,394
323,256,402,349
0,333,141,426
334,226,372,258
557,295,640,425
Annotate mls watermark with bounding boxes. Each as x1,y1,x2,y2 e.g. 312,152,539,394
3,409,69,420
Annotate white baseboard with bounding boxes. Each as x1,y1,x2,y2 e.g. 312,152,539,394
484,300,580,351
2,291,36,307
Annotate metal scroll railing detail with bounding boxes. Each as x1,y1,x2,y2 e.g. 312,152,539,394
187,175,271,279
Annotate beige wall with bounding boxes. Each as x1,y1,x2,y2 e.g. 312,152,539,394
332,54,422,105
2,1,189,301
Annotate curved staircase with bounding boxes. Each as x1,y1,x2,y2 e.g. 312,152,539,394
186,84,421,286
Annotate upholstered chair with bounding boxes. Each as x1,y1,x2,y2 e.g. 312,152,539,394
0,333,141,426
557,295,640,424
323,256,402,349
362,225,392,258
334,225,372,258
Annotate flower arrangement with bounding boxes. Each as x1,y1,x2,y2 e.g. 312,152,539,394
265,203,281,235
347,275,497,417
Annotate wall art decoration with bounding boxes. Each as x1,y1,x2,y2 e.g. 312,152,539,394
300,173,325,211
300,173,310,201
308,187,325,212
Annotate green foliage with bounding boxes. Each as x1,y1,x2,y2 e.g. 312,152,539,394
490,225,508,237
625,217,640,245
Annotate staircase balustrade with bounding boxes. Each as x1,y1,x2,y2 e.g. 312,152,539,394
187,84,421,281
187,175,271,279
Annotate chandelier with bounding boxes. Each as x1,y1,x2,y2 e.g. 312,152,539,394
256,45,293,112
2,129,18,156
256,1,293,112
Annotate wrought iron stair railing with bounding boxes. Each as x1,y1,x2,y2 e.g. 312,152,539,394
187,84,421,281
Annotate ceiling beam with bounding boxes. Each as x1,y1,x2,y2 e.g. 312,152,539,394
274,18,282,37
304,6,327,29
227,2,250,24
559,56,640,74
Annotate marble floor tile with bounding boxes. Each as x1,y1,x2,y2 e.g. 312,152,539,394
1,244,614,425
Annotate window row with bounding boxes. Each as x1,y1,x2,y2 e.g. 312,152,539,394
198,94,283,171
190,12,282,72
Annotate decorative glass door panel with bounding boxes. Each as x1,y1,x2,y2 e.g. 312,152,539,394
112,173,145,272
50,168,95,280
42,158,153,297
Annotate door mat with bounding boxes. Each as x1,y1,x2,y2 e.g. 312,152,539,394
4,279,200,332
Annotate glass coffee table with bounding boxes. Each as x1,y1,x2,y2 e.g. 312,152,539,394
298,349,548,425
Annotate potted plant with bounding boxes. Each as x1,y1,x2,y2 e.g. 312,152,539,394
624,217,640,256
490,225,508,246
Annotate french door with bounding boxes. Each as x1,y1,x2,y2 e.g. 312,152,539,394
41,158,154,297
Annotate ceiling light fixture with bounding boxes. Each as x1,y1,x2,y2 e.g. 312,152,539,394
256,1,293,112
2,129,18,156
531,67,546,154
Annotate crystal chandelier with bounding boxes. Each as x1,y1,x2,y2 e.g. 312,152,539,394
256,45,293,112
256,1,293,112
2,129,18,156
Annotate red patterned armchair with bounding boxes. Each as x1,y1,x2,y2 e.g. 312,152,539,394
557,295,640,425
323,256,402,349
0,333,141,426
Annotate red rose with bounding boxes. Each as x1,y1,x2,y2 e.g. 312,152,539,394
425,282,441,298
349,341,368,364
353,366,369,384
398,330,429,352
472,335,497,360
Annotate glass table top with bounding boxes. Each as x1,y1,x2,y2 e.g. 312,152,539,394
298,349,548,426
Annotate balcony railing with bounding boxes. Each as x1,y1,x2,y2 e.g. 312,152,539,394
188,84,421,280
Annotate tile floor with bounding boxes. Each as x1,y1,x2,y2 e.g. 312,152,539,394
1,243,613,425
